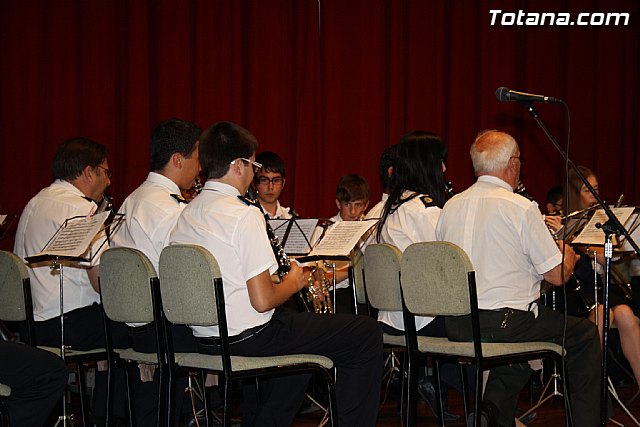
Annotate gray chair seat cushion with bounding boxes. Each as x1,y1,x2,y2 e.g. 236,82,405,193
116,348,159,365
383,333,406,347
415,336,565,358
38,346,107,358
175,352,334,372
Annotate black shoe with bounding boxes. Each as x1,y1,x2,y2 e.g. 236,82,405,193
466,400,499,427
417,378,460,422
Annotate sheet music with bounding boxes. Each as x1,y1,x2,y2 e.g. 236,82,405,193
307,220,377,257
572,207,635,245
0,214,6,226
269,218,318,255
32,212,110,258
617,212,640,252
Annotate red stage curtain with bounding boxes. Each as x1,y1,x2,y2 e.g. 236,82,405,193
1,0,639,250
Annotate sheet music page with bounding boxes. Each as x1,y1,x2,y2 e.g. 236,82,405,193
308,220,377,257
0,214,6,226
33,212,110,258
572,207,635,245
617,212,640,252
269,218,318,255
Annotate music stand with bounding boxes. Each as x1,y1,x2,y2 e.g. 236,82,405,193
525,104,640,426
25,212,122,426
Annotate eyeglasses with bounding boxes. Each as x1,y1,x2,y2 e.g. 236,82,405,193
96,165,112,178
231,158,262,171
256,176,284,186
510,155,522,161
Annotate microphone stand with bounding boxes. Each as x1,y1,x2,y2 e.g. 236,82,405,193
525,103,640,426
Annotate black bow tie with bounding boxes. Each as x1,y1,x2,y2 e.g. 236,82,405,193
171,194,189,204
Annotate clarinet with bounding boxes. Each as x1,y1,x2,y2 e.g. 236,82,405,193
515,180,535,201
194,178,203,194
238,191,290,278
444,181,455,198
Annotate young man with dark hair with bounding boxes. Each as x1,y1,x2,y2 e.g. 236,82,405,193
334,173,370,221
170,121,383,426
253,151,297,219
111,117,202,427
308,173,371,313
14,137,129,425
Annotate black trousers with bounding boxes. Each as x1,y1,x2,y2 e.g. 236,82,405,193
27,303,131,421
129,323,199,427
198,307,383,427
0,341,68,427
446,304,601,427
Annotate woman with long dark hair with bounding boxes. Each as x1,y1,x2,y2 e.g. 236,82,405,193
374,130,462,419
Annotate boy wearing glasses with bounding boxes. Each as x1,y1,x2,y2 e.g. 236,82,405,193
253,151,298,219
169,121,382,426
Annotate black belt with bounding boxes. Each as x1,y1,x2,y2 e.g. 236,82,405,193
197,322,270,346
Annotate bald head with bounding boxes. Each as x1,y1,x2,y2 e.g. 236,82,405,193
470,130,520,188
470,130,519,175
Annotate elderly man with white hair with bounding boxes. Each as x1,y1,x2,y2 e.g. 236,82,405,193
436,130,601,427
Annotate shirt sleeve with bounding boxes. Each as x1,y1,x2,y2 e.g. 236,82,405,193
236,209,278,281
522,204,562,274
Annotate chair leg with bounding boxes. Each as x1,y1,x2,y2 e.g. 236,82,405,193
405,356,418,427
105,361,115,427
200,370,210,427
223,376,231,427
459,364,470,421
434,360,445,426
76,363,89,427
124,364,136,427
474,364,482,427
165,365,175,427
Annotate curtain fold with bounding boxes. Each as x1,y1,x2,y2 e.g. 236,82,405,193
1,0,639,251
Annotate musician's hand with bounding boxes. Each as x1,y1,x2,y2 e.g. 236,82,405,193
287,262,308,292
556,240,580,265
544,215,562,233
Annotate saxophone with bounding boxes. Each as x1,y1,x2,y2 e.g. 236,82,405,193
305,263,334,314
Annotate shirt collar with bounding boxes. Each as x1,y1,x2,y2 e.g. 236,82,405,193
55,179,88,198
477,175,514,192
146,172,181,194
204,180,241,196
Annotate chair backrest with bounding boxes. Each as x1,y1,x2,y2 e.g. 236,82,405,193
100,247,157,324
0,383,10,397
400,241,473,317
351,248,366,305
363,243,403,311
158,244,221,327
0,250,31,322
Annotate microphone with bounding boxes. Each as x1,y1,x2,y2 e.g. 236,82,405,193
495,87,562,104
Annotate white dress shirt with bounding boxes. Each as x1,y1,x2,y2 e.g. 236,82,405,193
377,191,440,331
436,175,562,311
169,181,277,337
111,172,186,272
261,200,294,219
110,172,187,326
14,180,103,321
